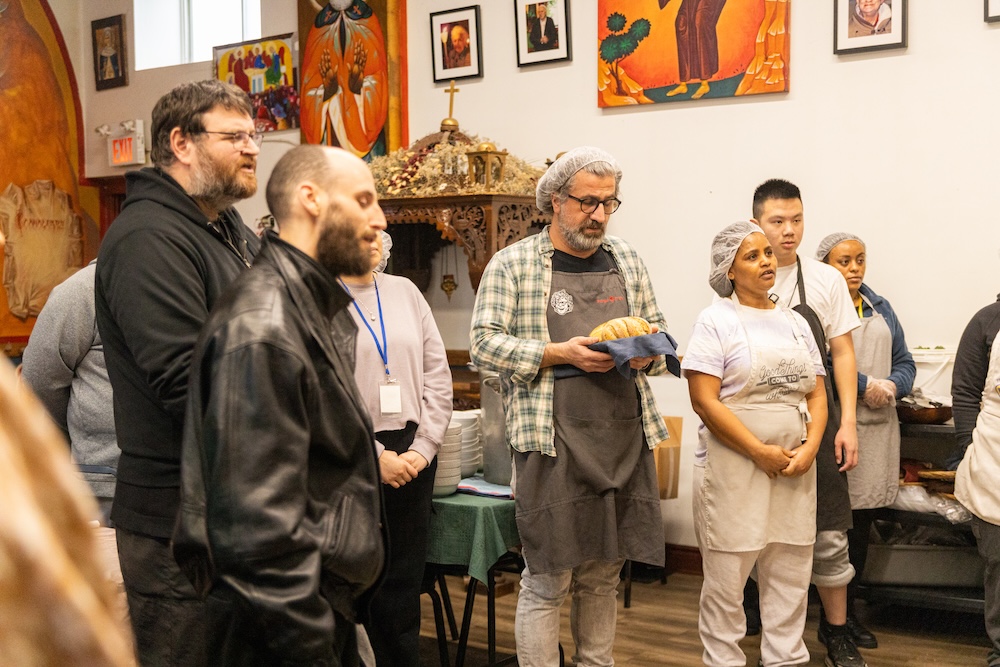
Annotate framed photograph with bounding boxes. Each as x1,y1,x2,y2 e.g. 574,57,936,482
91,15,128,91
430,6,482,82
987,0,1000,23
515,0,571,66
213,33,298,133
834,0,907,55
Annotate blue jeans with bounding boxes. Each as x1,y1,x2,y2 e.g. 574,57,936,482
515,557,624,667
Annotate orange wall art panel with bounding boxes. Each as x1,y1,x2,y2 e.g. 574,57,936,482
597,0,789,108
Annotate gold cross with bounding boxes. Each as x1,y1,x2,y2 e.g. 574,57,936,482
444,80,460,118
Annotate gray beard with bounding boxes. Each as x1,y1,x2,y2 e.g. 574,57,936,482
557,217,605,253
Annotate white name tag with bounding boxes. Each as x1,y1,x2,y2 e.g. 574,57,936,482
380,380,402,414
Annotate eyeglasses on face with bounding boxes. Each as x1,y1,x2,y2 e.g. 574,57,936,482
196,130,264,148
565,194,622,215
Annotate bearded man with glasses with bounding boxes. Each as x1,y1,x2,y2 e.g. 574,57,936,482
95,79,262,666
471,146,674,666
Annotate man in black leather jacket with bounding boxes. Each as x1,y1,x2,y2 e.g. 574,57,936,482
173,144,389,666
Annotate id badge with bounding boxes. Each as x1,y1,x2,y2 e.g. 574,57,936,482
380,378,402,415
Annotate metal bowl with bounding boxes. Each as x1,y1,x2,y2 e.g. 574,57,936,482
896,404,953,425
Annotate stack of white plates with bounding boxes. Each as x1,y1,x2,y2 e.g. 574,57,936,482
433,421,464,497
454,409,482,478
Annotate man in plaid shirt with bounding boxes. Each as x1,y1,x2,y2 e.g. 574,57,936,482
470,146,671,666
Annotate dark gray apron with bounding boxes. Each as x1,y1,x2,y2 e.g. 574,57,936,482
791,258,853,532
513,264,664,574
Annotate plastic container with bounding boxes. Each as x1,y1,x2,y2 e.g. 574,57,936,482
860,543,984,587
909,347,956,405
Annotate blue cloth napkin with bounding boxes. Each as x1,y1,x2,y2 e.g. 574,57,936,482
553,331,681,380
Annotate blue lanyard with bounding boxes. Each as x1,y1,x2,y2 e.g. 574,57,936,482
339,277,390,377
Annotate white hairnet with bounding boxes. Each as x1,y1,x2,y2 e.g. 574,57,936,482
709,221,766,298
536,146,622,214
375,230,393,274
815,232,864,261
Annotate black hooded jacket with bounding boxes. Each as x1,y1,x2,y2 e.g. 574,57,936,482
96,167,260,537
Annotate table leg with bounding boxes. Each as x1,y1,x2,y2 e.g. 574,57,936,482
454,576,478,667
438,572,460,639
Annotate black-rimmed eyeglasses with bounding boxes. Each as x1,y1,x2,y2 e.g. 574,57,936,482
196,130,264,148
566,194,621,215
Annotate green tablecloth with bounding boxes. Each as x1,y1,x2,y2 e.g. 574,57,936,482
426,493,520,583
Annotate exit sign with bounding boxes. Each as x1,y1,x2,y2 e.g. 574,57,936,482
107,120,146,167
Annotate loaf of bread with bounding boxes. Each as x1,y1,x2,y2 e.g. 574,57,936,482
588,316,651,341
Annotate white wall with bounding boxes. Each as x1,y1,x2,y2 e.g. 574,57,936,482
50,1,1000,547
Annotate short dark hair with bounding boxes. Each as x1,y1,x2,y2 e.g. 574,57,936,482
752,178,801,220
150,80,253,168
265,145,335,222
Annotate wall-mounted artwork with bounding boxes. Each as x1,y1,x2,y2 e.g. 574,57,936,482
430,6,483,82
598,0,789,108
214,33,298,132
834,0,906,54
91,14,128,91
986,0,1000,22
516,0,572,67
2,0,100,356
298,0,409,159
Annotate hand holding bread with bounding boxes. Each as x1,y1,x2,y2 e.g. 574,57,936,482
588,316,652,342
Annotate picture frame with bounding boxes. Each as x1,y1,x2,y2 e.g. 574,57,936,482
213,33,298,133
834,0,907,55
987,0,1000,23
91,15,128,91
515,0,571,67
430,6,482,82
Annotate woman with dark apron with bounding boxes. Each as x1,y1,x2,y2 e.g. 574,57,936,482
817,233,915,649
684,222,827,667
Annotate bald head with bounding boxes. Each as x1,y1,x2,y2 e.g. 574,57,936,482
265,145,386,274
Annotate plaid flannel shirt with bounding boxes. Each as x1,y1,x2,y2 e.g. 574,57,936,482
470,228,671,456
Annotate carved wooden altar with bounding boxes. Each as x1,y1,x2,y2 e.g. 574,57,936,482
380,194,548,290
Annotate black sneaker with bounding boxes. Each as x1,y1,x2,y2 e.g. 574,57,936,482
821,631,868,667
845,614,878,649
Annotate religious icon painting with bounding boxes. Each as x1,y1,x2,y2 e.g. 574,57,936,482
596,0,790,108
297,0,409,158
91,15,128,91
430,6,483,82
213,34,298,134
834,0,907,55
516,0,572,67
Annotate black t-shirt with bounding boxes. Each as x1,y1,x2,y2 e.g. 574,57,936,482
551,247,614,273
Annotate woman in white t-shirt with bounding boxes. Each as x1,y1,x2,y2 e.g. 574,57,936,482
683,221,828,667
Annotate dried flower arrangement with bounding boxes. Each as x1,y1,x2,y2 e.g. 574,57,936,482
370,135,544,199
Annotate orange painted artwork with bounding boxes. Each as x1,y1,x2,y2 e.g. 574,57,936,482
1,0,100,354
298,0,409,160
597,0,789,108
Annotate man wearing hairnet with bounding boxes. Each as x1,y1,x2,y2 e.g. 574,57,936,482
747,180,865,667
470,147,672,666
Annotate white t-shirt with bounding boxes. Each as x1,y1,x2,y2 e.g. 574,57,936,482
769,256,859,349
682,298,826,464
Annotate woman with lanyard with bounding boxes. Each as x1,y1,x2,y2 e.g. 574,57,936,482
339,230,453,667
683,221,827,667
817,232,915,650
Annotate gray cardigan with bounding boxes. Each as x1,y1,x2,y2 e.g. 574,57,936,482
21,261,117,522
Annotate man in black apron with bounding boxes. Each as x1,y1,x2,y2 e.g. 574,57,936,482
470,147,673,667
747,179,867,667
